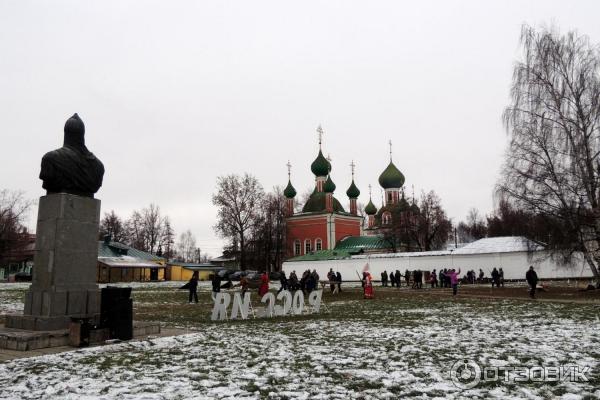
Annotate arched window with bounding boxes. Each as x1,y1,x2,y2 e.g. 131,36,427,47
382,211,392,225
315,238,322,251
305,239,311,254
294,240,301,256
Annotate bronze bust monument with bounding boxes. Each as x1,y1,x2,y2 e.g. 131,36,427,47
39,113,105,198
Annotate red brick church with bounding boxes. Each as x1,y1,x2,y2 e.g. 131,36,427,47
284,127,410,259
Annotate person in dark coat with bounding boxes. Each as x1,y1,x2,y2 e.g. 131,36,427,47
405,269,410,287
211,272,222,301
499,268,505,287
327,268,336,293
491,268,500,288
289,270,299,291
336,271,342,292
390,270,396,287
188,272,199,303
311,269,320,290
306,273,315,293
431,269,438,288
278,270,288,294
526,266,538,298
381,270,388,287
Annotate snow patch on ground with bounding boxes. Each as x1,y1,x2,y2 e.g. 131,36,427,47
1,284,599,399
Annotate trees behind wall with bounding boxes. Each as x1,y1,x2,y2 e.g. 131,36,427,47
212,174,286,272
383,190,452,252
99,204,177,259
500,24,600,278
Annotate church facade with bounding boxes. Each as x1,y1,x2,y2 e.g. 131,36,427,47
284,128,415,259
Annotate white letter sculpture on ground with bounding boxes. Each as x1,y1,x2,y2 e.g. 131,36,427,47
230,292,251,320
211,293,231,321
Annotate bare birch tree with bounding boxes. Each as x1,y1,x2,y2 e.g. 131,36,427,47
501,25,600,278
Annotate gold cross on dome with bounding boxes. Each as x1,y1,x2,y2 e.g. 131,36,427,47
389,139,393,161
286,160,292,179
350,160,356,178
317,125,324,148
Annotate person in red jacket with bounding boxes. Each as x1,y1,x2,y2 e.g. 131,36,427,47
258,272,269,297
363,272,374,299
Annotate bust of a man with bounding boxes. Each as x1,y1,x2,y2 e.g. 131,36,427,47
39,114,105,198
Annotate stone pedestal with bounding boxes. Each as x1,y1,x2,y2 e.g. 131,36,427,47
6,194,101,331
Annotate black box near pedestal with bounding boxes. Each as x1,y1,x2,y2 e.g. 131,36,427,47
100,287,133,341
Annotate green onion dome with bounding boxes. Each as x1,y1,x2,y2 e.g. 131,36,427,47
283,180,297,198
324,175,336,193
346,180,360,198
302,191,345,213
365,198,377,215
378,161,405,189
311,150,330,177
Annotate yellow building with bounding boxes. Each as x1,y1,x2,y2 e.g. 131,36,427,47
165,262,216,281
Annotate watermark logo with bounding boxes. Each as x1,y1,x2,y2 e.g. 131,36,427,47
450,359,591,389
450,359,481,389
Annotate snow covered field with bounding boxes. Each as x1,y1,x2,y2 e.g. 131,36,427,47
0,283,30,315
1,283,599,399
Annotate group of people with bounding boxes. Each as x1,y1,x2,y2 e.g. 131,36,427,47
186,264,542,303
379,270,411,288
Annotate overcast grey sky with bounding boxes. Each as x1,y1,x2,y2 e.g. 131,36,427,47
1,1,599,257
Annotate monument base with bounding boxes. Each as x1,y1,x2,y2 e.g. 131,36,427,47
0,322,161,352
9,193,102,331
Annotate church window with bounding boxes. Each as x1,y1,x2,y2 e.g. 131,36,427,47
315,238,322,251
305,239,311,254
294,240,301,256
382,211,392,225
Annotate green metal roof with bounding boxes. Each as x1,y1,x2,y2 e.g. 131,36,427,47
98,241,164,262
335,236,392,251
302,191,345,213
286,249,354,262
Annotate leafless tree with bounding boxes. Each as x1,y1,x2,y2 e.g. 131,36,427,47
212,173,264,270
0,189,34,265
457,207,488,243
140,204,164,254
382,190,450,252
99,210,126,242
106,205,173,256
159,217,175,259
412,190,452,251
294,187,313,213
248,187,286,272
500,24,600,278
177,229,196,262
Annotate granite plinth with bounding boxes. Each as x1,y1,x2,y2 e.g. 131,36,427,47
7,193,101,331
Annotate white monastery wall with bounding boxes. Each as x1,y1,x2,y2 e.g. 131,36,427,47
282,251,592,281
